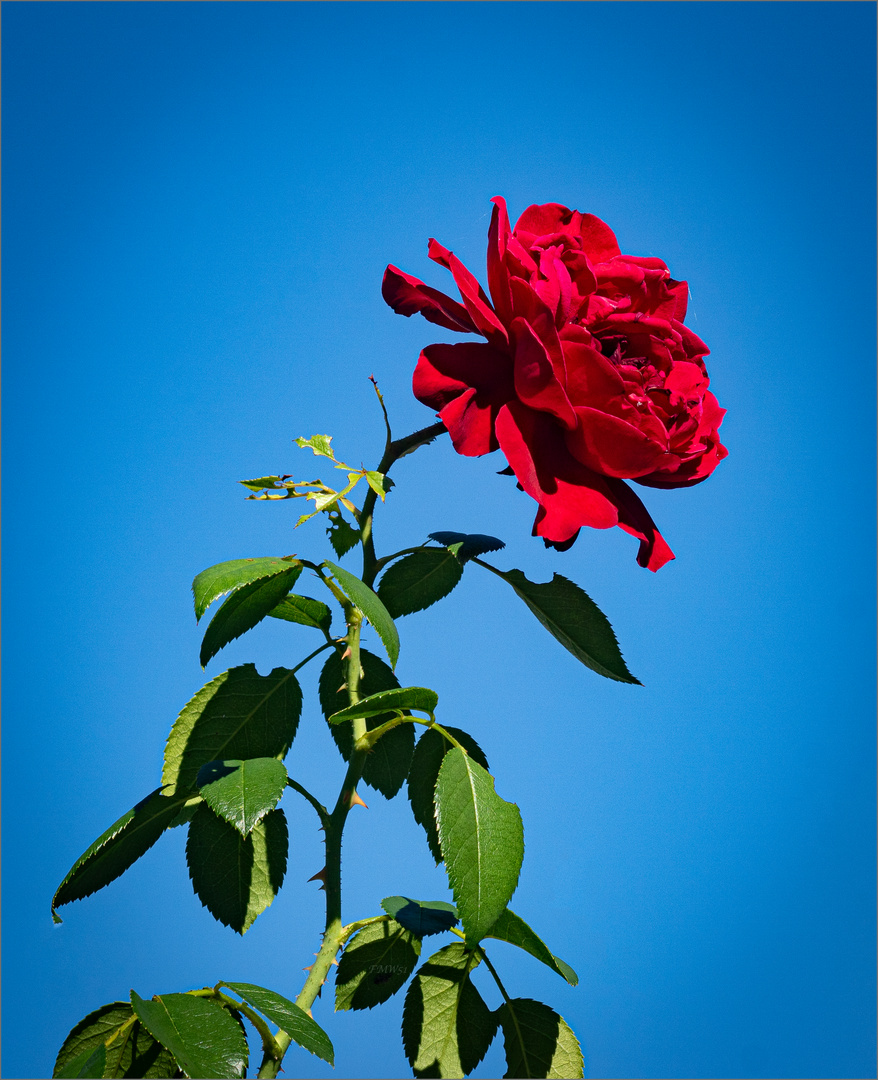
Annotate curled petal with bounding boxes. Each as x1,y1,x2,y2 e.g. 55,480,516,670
413,342,514,456
487,197,513,324
578,214,622,262
602,477,675,570
382,265,476,334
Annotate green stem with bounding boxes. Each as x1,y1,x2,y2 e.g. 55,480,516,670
285,778,329,828
360,421,447,587
260,606,370,1078
357,713,466,754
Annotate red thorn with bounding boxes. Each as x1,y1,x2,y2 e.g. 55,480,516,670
348,789,368,809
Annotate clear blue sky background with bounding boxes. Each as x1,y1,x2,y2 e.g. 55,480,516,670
3,3,875,1078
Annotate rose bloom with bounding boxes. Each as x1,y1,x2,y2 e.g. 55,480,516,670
383,198,727,570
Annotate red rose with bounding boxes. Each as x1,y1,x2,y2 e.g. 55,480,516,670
383,198,727,570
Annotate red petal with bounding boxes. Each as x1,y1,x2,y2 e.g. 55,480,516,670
382,265,476,334
495,402,619,539
566,407,680,478
578,214,621,262
413,342,514,456
511,318,577,430
488,197,513,324
603,477,675,570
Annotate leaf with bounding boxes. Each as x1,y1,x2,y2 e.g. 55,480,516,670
364,470,390,500
335,920,421,1011
199,566,303,667
192,558,302,622
268,593,333,632
318,649,413,798
221,983,334,1065
381,896,459,938
495,998,583,1079
326,509,361,558
295,433,336,459
402,943,497,1077
186,806,287,933
52,789,190,921
429,531,506,564
435,749,524,945
328,686,438,724
196,758,288,836
54,1002,181,1079
54,1045,106,1079
376,549,464,618
323,560,400,668
483,909,578,985
407,727,490,864
239,475,284,492
488,568,639,684
162,664,302,795
131,992,248,1079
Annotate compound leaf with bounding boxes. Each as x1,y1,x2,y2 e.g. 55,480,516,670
268,594,332,632
486,568,639,684
131,992,247,1079
335,920,421,1011
52,789,190,921
407,727,489,864
186,806,287,934
192,558,301,622
483,909,578,985
377,548,464,618
323,560,399,668
435,749,523,946
381,896,459,938
495,998,583,1079
318,649,413,798
162,665,302,795
328,687,437,724
199,565,303,667
402,943,497,1077
221,983,333,1065
196,758,288,836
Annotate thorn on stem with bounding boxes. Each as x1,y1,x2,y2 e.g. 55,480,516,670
345,789,368,810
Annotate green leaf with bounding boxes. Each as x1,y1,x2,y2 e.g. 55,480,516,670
196,758,288,836
162,664,302,794
131,992,248,1079
495,998,583,1079
186,806,287,933
52,789,190,921
192,558,302,622
323,560,400,668
487,568,639,684
54,1045,106,1079
408,727,490,864
335,920,421,1011
429,531,506,564
295,433,336,459
318,649,414,798
364,470,390,500
221,983,333,1065
435,749,524,945
402,942,497,1077
377,549,464,618
381,896,459,938
328,686,438,724
239,475,284,492
199,566,303,667
483,909,578,985
268,594,333,632
326,509,361,558
54,1002,180,1079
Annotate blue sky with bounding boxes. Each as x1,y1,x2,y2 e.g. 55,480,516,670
3,3,875,1078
